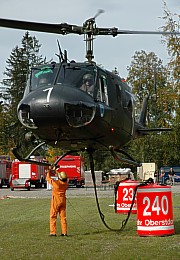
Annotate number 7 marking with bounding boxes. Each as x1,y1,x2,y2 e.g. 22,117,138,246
43,87,53,103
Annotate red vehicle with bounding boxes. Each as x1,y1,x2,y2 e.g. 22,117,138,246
10,158,48,191
0,155,12,188
57,155,85,187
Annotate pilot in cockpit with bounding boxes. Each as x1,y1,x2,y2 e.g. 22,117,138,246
81,73,94,95
39,77,49,86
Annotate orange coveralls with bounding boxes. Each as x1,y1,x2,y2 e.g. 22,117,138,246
46,172,68,235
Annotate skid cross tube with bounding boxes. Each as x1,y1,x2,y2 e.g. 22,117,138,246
12,142,52,166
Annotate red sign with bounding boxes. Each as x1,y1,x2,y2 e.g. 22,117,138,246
137,184,174,236
116,180,139,214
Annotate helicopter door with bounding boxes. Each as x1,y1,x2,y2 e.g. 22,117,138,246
98,75,109,105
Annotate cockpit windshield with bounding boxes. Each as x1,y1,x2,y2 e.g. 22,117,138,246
24,62,97,97
56,63,96,96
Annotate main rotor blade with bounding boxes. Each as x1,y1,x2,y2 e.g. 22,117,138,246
0,18,179,36
97,28,180,36
0,18,83,35
116,29,180,35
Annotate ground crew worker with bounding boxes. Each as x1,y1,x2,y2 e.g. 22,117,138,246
46,166,68,237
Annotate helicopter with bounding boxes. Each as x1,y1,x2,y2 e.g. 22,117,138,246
1,10,179,232
0,10,176,167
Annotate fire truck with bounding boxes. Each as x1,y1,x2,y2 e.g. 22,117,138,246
56,155,85,187
0,155,12,188
10,157,48,191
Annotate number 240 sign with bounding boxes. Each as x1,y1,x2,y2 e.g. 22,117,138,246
142,195,169,216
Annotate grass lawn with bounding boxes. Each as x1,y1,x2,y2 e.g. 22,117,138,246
0,193,179,260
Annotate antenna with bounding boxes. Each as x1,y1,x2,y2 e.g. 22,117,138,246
56,39,64,63
56,40,68,63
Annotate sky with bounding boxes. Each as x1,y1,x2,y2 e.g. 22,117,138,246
0,0,179,85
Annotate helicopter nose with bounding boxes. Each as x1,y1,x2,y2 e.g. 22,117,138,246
17,85,96,130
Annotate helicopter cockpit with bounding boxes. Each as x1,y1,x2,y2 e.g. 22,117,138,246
56,63,97,97
24,62,97,98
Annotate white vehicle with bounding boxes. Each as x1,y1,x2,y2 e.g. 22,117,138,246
137,163,157,181
107,168,134,184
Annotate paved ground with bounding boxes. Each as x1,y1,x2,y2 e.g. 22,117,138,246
0,183,180,199
0,186,115,199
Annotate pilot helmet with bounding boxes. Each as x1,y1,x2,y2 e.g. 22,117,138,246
83,74,93,84
39,77,48,85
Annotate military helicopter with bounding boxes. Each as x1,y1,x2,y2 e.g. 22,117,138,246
1,10,178,231
0,10,176,167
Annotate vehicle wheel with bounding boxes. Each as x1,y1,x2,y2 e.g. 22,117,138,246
165,179,171,185
35,183,39,188
27,186,30,191
11,188,14,191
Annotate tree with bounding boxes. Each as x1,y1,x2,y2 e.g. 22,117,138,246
1,32,46,156
126,3,180,167
127,51,174,128
161,1,180,86
160,2,180,165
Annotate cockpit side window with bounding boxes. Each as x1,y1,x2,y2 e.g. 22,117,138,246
97,75,109,105
116,84,122,105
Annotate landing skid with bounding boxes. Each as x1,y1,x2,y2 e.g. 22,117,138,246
109,145,141,167
12,142,51,166
12,142,77,167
